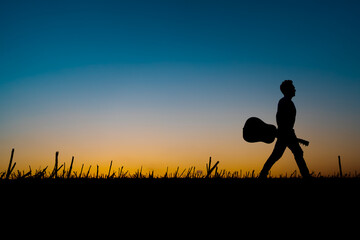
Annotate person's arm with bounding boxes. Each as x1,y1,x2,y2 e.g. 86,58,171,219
276,99,292,130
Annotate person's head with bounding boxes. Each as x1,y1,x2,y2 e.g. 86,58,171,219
280,80,296,98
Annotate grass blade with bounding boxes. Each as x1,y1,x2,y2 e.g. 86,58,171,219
107,160,113,179
67,156,74,179
5,148,15,179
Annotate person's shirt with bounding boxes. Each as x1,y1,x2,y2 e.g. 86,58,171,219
276,96,296,132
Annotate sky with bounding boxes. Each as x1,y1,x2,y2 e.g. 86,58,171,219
1,0,360,176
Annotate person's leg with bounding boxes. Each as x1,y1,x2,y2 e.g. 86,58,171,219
288,142,311,178
259,140,286,178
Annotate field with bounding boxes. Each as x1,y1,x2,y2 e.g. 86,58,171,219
2,148,360,184
2,148,360,217
2,148,359,179
3,150,357,239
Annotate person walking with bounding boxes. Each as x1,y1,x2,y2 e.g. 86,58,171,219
259,80,311,179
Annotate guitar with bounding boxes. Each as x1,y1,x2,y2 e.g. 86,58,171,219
243,117,309,147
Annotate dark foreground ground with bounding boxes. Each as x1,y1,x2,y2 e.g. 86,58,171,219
2,177,359,197
2,177,359,235
2,176,360,186
3,176,360,183
3,177,359,216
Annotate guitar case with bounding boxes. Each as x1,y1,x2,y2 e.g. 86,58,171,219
243,117,277,144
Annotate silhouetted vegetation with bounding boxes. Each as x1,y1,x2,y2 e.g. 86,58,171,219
1,149,359,183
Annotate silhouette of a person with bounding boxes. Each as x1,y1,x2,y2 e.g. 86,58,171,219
259,80,311,178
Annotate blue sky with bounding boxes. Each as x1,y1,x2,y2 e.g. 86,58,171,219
1,0,359,78
0,0,359,174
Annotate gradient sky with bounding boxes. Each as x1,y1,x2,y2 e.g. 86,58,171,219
1,0,359,176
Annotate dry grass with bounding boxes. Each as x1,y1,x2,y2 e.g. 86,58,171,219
1,148,359,181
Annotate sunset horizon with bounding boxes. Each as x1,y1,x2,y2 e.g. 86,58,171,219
1,0,359,178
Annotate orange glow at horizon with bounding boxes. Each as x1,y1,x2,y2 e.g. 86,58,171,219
1,104,359,177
